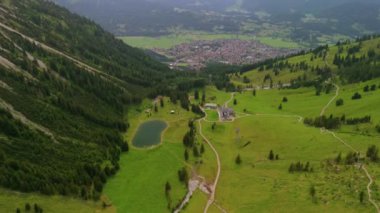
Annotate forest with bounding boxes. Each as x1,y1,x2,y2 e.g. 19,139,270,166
0,0,203,200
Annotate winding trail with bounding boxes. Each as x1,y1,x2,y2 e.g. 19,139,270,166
363,166,380,213
202,93,237,213
320,84,340,116
199,118,221,213
319,84,380,212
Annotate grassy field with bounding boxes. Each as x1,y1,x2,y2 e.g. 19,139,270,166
120,33,300,49
186,84,380,212
0,188,109,213
103,98,199,212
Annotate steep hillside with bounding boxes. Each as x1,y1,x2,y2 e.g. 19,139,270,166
0,0,200,200
232,35,380,89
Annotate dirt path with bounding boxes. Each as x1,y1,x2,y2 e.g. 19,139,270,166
199,118,222,213
224,93,235,108
201,93,238,213
362,166,380,213
320,84,340,116
319,84,379,212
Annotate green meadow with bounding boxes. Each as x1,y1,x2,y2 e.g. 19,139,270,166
187,84,380,212
103,98,198,213
0,188,109,213
100,77,380,212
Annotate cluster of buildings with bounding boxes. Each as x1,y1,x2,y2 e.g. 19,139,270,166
158,39,293,70
204,103,235,121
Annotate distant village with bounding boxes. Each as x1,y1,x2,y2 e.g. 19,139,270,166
154,39,296,70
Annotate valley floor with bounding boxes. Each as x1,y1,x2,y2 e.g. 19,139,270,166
105,80,380,212
3,82,379,213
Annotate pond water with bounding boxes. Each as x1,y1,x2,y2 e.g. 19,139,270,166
132,120,167,148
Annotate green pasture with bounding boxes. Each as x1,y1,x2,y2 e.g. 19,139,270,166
0,188,108,213
103,98,198,212
191,83,380,212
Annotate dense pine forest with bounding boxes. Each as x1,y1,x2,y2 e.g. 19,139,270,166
0,0,203,200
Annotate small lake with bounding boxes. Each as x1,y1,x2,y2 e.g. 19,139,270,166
132,120,167,148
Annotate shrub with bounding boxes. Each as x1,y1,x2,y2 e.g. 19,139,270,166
360,191,365,203
282,97,288,103
309,185,316,198
345,152,359,165
288,161,313,173
366,145,379,162
304,115,341,129
25,203,31,211
268,150,275,160
235,154,242,165
364,85,370,92
336,98,344,106
346,116,371,125
352,92,362,100
376,125,380,133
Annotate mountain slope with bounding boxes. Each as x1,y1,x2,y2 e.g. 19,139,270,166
0,0,197,200
232,36,380,89
53,0,380,47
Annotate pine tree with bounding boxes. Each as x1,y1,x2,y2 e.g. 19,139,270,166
366,145,379,162
165,181,171,197
235,154,242,165
335,152,342,164
194,90,199,100
25,203,31,211
310,185,316,198
288,163,295,173
359,191,365,203
160,98,164,108
200,144,205,154
193,146,200,157
268,150,275,160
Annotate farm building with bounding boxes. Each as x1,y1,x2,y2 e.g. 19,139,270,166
204,103,218,109
219,107,235,121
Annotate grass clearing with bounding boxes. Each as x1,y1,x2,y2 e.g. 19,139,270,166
103,98,198,212
0,188,108,213
191,84,380,212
